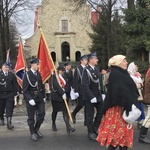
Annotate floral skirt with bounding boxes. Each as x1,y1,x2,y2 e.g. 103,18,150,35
96,106,133,148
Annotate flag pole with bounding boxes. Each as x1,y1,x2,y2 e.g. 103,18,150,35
19,34,28,72
37,22,73,123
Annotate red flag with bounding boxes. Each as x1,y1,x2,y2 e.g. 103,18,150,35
37,34,54,83
14,40,25,88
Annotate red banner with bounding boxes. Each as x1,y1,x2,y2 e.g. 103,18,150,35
37,34,54,83
14,40,25,88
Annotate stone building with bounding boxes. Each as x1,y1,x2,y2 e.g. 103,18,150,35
24,0,98,64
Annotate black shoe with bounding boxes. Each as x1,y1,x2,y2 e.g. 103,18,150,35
35,130,43,138
66,125,75,134
71,113,76,123
88,133,97,141
0,119,4,126
31,133,38,141
7,117,14,130
139,136,150,144
52,123,57,132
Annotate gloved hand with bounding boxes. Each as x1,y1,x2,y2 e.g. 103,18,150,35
29,99,36,106
43,98,46,102
90,97,97,103
75,92,79,98
62,94,67,100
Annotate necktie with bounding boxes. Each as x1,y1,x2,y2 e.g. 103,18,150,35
5,72,8,76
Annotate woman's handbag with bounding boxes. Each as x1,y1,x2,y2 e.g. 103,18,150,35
122,104,141,125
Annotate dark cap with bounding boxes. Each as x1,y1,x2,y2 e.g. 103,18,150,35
87,52,97,59
2,62,10,67
30,58,40,64
64,61,71,66
79,55,88,61
57,65,65,71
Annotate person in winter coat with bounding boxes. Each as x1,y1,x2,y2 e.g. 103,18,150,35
50,66,75,134
96,55,139,150
127,62,145,129
139,67,150,144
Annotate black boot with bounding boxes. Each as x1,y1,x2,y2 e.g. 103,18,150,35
52,122,57,131
66,124,75,134
7,117,14,130
71,112,76,123
35,123,43,138
29,125,38,141
119,146,128,150
52,112,57,131
139,126,150,144
107,145,116,150
0,116,4,126
63,111,75,134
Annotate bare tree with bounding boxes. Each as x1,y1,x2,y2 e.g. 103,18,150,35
0,0,37,63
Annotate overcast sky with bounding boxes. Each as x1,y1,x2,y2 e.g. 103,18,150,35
16,0,127,41
14,0,42,40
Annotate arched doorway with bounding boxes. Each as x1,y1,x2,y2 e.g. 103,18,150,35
75,51,81,61
61,42,70,61
51,52,56,62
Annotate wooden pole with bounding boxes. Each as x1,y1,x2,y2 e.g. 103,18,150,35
37,22,73,123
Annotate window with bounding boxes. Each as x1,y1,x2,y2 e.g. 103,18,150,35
62,20,68,32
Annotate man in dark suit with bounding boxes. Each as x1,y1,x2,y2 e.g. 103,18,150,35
64,61,73,103
82,52,103,141
0,62,18,129
71,55,88,125
23,58,45,141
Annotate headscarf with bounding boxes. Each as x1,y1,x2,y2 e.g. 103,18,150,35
108,55,126,67
127,62,142,84
127,62,136,75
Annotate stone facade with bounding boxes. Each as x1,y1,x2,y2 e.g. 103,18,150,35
25,0,93,63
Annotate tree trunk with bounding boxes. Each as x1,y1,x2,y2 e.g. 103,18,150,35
127,0,135,9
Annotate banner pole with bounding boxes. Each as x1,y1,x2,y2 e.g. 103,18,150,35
37,22,73,123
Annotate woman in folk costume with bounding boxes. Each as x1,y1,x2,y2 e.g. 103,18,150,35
50,66,75,134
127,62,145,129
138,67,150,144
96,55,139,150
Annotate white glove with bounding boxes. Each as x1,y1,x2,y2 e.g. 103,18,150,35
90,97,97,103
75,92,79,98
43,98,46,102
29,99,36,106
62,94,67,100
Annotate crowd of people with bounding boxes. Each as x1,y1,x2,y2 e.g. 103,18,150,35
0,53,150,149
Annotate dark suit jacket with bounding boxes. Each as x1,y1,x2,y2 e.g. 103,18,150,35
82,65,102,102
50,74,65,102
0,71,18,99
22,70,45,102
73,65,86,97
64,69,73,93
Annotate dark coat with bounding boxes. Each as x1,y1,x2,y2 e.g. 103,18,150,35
22,70,45,103
64,70,73,93
82,65,102,102
73,65,85,93
50,74,65,102
103,66,139,115
0,71,18,99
